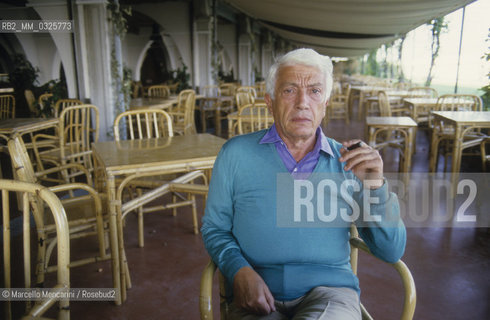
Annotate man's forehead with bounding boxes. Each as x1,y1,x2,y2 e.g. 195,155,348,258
277,65,325,83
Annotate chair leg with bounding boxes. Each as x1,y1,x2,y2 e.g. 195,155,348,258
191,194,199,235
137,188,144,248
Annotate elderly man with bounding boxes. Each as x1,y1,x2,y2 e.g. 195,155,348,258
201,48,406,319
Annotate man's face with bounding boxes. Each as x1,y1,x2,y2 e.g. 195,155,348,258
265,64,328,143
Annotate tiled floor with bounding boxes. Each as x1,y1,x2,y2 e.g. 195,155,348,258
8,114,490,319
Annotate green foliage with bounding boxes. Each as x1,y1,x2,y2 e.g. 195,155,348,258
169,60,191,92
34,79,68,117
8,54,39,91
107,0,131,38
480,31,490,111
218,69,236,83
365,50,378,76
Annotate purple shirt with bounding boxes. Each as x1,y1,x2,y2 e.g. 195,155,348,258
260,124,334,178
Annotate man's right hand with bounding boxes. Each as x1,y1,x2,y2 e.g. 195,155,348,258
233,266,276,315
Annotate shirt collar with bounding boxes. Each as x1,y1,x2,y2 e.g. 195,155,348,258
260,124,335,158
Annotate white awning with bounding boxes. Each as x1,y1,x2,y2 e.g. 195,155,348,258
224,0,476,57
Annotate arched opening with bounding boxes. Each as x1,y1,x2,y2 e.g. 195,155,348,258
138,24,172,86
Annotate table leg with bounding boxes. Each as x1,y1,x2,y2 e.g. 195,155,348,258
106,175,122,305
429,119,440,172
450,125,463,197
403,127,414,187
358,91,365,120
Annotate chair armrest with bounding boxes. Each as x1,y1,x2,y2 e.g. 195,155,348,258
350,237,416,320
35,163,93,185
200,260,217,320
48,183,103,215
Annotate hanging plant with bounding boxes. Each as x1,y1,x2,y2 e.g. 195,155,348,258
107,0,132,119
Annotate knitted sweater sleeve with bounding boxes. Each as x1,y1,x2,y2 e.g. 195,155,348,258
201,143,251,284
355,181,407,263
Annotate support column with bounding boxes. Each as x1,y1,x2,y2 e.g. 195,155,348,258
193,18,213,89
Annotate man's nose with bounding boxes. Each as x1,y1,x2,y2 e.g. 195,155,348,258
295,89,309,109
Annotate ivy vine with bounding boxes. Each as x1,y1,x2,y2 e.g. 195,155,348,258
107,0,132,119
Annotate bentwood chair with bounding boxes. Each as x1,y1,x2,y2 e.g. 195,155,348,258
366,91,417,181
236,103,272,135
199,225,416,320
235,91,255,110
0,94,15,119
326,83,351,124
236,86,257,99
407,87,438,99
8,134,109,287
54,98,83,118
1,179,70,320
219,83,237,97
199,85,222,133
114,109,173,140
113,109,208,245
429,94,484,172
254,81,266,98
168,89,197,135
148,85,171,98
33,104,99,183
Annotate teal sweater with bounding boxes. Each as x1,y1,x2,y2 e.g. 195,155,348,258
201,130,406,301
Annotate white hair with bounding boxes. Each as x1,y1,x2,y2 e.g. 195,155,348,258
265,48,333,102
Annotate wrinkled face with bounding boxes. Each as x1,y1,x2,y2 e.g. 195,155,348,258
265,64,328,143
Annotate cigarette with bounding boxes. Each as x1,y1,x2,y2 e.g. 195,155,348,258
347,142,362,151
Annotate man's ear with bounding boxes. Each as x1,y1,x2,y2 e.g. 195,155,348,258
323,99,329,116
265,93,273,114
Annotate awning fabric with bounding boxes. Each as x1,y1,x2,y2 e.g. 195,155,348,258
224,0,476,57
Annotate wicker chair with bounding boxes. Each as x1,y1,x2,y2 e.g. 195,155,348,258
148,85,171,98
236,86,257,99
0,94,15,119
365,91,417,181
429,94,484,172
54,98,83,118
199,225,416,320
236,103,272,135
407,87,438,98
114,109,173,140
326,83,351,124
8,134,109,286
168,89,197,135
199,85,222,133
1,179,70,320
33,104,99,183
113,109,208,245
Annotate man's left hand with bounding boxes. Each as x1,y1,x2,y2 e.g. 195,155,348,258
339,140,384,189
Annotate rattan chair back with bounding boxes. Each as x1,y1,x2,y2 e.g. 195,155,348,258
237,103,272,135
54,98,83,118
378,91,392,117
59,104,99,173
235,91,255,109
407,87,438,98
148,85,171,98
0,94,15,119
436,94,482,112
114,109,173,141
